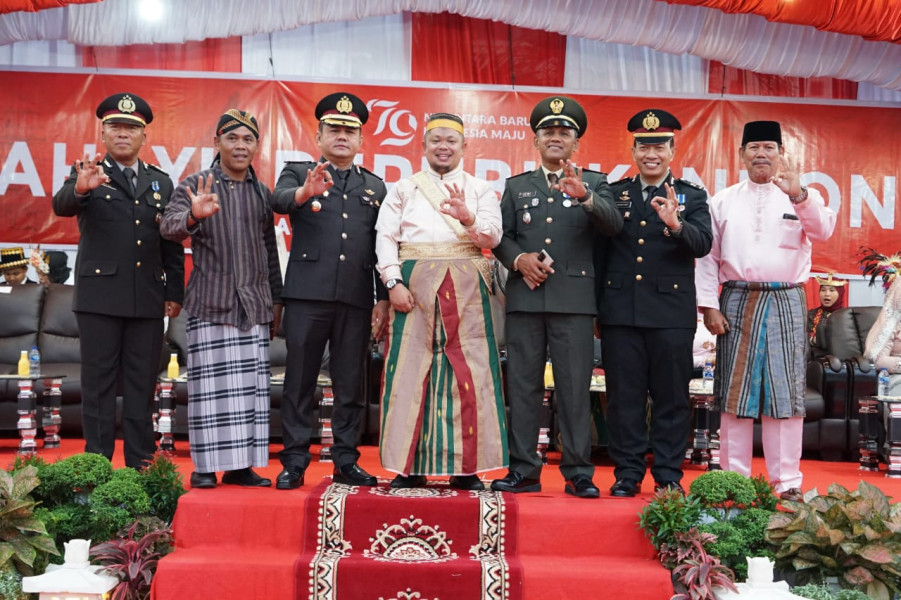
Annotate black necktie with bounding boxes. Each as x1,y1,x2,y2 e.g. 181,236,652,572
644,185,658,202
547,172,559,191
122,167,136,196
331,168,348,192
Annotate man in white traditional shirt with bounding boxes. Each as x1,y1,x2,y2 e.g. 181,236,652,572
375,112,507,491
695,120,836,502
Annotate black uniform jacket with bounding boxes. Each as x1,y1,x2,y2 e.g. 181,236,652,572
494,168,622,315
596,172,712,329
52,154,185,318
271,160,388,310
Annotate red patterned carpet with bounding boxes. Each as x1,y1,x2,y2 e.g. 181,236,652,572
2,437,899,600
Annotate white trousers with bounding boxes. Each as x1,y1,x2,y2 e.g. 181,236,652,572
719,413,803,493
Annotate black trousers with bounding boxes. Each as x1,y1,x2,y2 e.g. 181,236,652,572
602,325,693,484
505,312,595,480
279,299,369,470
76,312,163,469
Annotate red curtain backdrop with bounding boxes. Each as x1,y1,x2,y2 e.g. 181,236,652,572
81,37,243,72
412,12,566,87
658,0,901,43
0,0,99,14
708,60,859,99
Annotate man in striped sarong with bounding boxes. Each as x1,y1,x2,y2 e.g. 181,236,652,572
696,121,836,502
161,109,283,488
375,113,507,490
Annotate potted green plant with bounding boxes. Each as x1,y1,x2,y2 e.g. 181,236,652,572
0,465,60,577
638,488,702,551
689,470,757,520
91,519,174,600
766,481,901,600
669,528,739,600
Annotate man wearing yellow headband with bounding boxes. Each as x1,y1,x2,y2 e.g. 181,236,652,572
375,112,507,490
492,96,622,499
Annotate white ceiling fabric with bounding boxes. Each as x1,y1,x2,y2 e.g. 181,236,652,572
0,0,899,95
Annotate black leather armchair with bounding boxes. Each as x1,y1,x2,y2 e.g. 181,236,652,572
806,306,881,459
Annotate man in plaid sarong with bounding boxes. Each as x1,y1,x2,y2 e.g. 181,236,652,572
696,121,836,502
161,109,283,488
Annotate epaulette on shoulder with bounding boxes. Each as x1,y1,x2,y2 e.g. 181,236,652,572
284,160,317,166
676,178,705,191
508,171,532,181
610,176,632,186
357,165,383,180
145,162,168,175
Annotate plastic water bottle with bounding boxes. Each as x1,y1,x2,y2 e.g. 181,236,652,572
879,368,890,397
702,352,715,392
28,346,40,378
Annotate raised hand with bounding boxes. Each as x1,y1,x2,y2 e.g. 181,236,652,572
555,159,588,199
187,174,220,220
73,153,110,194
440,182,475,226
769,154,802,197
650,183,682,230
296,161,334,205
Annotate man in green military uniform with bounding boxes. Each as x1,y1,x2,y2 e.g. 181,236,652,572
491,96,622,499
597,109,712,497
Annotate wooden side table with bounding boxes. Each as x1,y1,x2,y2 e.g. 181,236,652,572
0,374,66,455
858,395,901,478
688,378,721,471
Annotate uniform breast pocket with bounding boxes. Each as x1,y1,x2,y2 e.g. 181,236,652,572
514,206,536,230
777,219,803,250
290,247,320,262
80,260,117,277
603,271,623,290
656,275,691,294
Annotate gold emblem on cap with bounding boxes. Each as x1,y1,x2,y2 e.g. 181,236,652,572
642,112,660,131
118,95,136,114
549,98,564,115
336,96,353,114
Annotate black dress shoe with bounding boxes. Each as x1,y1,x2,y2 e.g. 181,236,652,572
565,474,600,499
610,478,641,498
654,481,685,495
333,463,377,487
779,487,804,502
490,471,541,493
275,467,305,490
449,475,485,491
190,472,217,489
221,467,272,487
390,474,427,489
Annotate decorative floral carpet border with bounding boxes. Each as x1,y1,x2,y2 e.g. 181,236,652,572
296,479,523,600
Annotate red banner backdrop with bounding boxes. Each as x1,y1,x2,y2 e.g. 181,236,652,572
1,70,898,276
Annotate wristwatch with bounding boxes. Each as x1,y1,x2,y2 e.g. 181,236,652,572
385,278,403,290
789,185,808,205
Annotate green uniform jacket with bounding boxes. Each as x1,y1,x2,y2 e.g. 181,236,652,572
494,168,622,315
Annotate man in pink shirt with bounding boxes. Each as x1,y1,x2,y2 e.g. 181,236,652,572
695,121,836,502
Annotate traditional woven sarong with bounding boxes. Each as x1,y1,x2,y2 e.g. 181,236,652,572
715,281,807,419
379,242,508,476
186,316,270,472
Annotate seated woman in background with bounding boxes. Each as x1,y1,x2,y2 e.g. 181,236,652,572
861,248,901,390
807,273,846,350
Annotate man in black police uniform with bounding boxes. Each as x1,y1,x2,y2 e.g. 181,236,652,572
53,92,185,469
271,92,388,489
491,96,622,499
596,109,712,497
